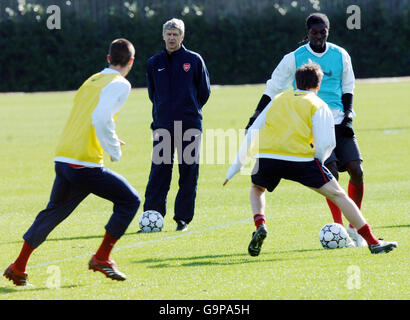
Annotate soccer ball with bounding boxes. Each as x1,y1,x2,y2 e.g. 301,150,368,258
139,210,164,233
319,223,350,249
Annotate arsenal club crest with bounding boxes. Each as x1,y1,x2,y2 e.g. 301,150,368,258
183,63,191,72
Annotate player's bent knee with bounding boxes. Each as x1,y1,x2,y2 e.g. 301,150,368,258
119,192,141,215
326,190,345,203
318,179,346,201
350,167,363,181
130,193,141,211
346,161,363,180
332,189,349,204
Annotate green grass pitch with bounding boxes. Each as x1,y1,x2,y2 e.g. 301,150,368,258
0,80,409,300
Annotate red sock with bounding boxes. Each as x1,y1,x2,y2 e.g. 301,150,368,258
95,232,118,261
357,224,379,245
348,182,364,228
253,213,266,229
326,199,343,225
14,241,34,272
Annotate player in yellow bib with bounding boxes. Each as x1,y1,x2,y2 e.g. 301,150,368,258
4,39,140,286
223,62,397,256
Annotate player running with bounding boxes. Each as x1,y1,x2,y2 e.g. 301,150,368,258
224,62,397,256
3,39,140,286
244,13,366,246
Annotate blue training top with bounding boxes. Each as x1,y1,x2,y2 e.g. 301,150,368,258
293,43,344,111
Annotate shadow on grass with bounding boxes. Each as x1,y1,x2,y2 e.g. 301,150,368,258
0,287,16,294
4,223,402,245
131,247,338,269
374,224,410,229
0,284,81,294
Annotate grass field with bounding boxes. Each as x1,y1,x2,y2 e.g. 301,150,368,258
0,80,409,300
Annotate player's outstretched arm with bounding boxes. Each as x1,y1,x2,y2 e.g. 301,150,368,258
245,53,295,131
245,94,271,130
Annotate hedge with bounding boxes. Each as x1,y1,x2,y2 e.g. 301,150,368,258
0,1,409,92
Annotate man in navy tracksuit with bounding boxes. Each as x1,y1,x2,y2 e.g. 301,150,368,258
143,18,210,231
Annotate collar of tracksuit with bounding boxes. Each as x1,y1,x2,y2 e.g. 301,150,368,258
163,44,186,57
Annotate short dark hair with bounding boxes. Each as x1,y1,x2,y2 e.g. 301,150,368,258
109,38,135,67
306,13,330,30
295,62,324,90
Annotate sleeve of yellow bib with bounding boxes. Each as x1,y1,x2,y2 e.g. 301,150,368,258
312,104,336,164
92,79,131,162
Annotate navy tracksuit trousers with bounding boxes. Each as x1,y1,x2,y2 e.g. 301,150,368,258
143,129,201,224
23,162,140,248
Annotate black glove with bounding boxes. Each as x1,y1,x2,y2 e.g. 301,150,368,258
245,94,271,132
245,110,260,131
339,112,354,137
339,93,355,137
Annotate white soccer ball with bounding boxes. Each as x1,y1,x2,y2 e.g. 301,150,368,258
319,223,349,249
139,210,164,233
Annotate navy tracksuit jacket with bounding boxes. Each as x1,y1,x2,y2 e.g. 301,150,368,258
143,45,210,223
146,45,210,131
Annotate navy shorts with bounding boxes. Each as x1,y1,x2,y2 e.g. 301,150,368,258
251,158,334,192
325,125,362,172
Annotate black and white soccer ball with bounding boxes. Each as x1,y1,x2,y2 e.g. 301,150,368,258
139,210,164,233
319,223,350,249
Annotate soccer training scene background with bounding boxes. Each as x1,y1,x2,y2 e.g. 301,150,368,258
1,0,409,301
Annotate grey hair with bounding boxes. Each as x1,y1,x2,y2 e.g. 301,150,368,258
162,18,185,35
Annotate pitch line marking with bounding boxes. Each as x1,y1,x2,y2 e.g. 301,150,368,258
27,218,251,269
